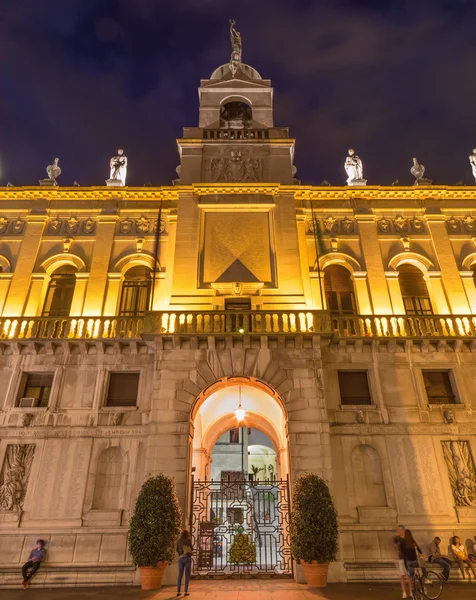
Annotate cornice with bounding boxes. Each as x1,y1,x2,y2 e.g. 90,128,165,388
0,184,475,202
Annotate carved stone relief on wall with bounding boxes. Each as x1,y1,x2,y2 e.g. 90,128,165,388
377,216,425,234
0,444,35,511
441,440,476,507
446,215,476,233
45,217,96,236
118,218,166,236
204,150,263,183
306,217,355,235
0,218,26,236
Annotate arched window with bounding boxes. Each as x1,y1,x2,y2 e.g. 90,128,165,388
118,266,152,316
351,445,387,507
92,447,126,511
397,264,433,315
42,266,77,317
220,101,252,129
324,265,356,315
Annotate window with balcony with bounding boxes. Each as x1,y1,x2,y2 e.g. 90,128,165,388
42,266,77,317
422,370,457,405
118,266,152,316
324,265,357,315
397,264,433,315
18,372,53,407
106,372,140,407
338,371,372,405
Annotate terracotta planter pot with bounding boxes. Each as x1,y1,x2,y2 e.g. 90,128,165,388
139,561,168,590
302,561,329,588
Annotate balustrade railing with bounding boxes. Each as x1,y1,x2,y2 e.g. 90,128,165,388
202,129,269,140
330,314,476,338
1,312,475,341
0,317,143,341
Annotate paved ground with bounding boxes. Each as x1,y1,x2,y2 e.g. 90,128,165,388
2,580,476,599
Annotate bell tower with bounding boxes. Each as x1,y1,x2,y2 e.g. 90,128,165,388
176,22,295,185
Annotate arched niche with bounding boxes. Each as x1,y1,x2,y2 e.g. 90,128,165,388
220,99,253,129
351,444,387,507
92,446,128,511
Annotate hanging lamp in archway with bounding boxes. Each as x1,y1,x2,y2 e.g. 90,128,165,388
235,385,246,422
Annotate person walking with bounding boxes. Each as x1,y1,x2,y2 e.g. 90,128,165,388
451,535,476,580
176,530,193,597
394,525,410,599
21,539,46,588
396,529,431,596
429,536,452,581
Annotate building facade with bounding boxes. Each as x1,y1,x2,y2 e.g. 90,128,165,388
1,53,476,587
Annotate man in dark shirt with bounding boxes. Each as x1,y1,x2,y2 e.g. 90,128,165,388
22,539,46,588
429,536,452,581
394,525,410,599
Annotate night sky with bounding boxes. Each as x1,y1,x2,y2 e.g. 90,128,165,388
2,0,476,187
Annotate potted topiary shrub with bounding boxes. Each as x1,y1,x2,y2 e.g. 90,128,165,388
290,473,338,588
128,474,182,590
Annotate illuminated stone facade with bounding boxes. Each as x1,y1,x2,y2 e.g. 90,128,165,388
1,57,476,587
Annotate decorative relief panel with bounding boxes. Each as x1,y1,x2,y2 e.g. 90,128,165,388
306,217,355,235
446,215,476,233
0,217,26,236
377,216,425,234
0,444,35,511
118,218,166,236
45,217,96,236
442,440,476,507
203,150,264,183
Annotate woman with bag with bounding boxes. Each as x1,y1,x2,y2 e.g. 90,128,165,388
176,530,193,597
398,530,431,588
451,535,476,580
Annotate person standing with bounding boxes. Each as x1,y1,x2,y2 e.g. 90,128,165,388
21,539,46,588
176,530,193,597
451,535,476,580
429,536,452,581
394,525,410,599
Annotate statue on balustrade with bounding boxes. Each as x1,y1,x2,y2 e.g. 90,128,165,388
469,149,476,183
344,149,366,186
107,148,128,186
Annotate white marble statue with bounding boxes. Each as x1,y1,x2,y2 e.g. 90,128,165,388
344,149,364,185
411,157,425,184
469,149,476,183
109,149,128,185
46,158,61,182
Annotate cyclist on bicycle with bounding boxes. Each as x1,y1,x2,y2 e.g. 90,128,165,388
396,530,431,592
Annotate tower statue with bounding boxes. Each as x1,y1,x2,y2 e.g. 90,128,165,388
229,19,242,63
469,149,476,183
39,157,61,186
411,157,431,185
107,149,128,186
344,149,366,186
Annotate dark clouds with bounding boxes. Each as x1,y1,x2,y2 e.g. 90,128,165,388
1,0,476,186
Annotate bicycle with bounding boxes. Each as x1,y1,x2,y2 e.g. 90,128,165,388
411,566,443,600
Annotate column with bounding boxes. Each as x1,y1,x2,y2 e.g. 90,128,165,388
103,273,122,316
426,216,470,314
296,218,314,308
2,217,46,316
353,271,372,314
23,274,47,316
82,218,117,316
0,274,12,315
153,217,176,310
460,271,476,314
425,273,450,314
356,217,393,314
386,272,405,314
70,273,89,316
309,272,325,310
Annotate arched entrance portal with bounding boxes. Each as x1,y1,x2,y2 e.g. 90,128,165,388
189,377,292,577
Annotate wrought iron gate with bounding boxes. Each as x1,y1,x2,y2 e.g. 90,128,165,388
190,478,292,577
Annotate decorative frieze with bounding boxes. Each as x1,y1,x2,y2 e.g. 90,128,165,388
377,216,425,234
306,217,355,235
118,217,166,236
446,215,476,233
0,444,35,511
0,218,26,236
45,217,96,236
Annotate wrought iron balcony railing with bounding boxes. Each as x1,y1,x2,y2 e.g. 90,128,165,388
1,312,475,341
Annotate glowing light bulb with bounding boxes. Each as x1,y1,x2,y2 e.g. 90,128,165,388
235,406,246,422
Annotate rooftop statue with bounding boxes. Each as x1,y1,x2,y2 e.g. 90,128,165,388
344,149,366,186
229,19,242,62
107,148,128,187
46,158,61,182
411,157,431,185
469,149,476,183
